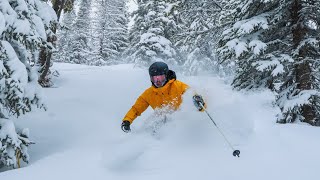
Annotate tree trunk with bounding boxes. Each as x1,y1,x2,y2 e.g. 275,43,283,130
38,0,65,87
291,0,316,125
53,0,66,21
296,61,314,124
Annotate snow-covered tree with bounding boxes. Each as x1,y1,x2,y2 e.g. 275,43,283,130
217,0,275,90
53,3,77,63
127,0,180,66
37,0,59,87
0,118,32,169
103,0,128,63
68,0,93,64
89,0,108,65
217,0,320,125
177,0,223,75
0,0,51,168
90,0,129,65
276,0,320,125
54,0,128,66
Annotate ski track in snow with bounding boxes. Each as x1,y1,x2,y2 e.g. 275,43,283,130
1,63,320,180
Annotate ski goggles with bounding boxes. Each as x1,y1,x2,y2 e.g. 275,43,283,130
151,74,166,87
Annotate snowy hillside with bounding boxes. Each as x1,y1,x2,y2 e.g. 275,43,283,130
1,63,319,180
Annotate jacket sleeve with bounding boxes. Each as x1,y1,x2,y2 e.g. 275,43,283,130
123,91,149,124
180,81,207,112
180,81,190,94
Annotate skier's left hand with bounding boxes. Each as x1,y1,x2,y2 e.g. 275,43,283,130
193,94,205,111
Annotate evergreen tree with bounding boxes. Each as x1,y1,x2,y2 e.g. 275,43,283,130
277,0,320,125
91,0,129,65
37,0,59,87
127,0,180,66
218,0,276,90
1,0,51,168
103,0,129,63
53,3,77,63
177,0,223,75
90,0,107,65
54,0,128,66
37,0,74,87
68,0,93,64
217,0,320,125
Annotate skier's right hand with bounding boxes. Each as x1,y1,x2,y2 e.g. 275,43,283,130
121,120,131,133
192,94,205,111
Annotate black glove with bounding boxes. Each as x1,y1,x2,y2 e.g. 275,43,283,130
121,120,131,133
193,95,205,111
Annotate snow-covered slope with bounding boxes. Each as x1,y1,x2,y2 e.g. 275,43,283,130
1,63,319,180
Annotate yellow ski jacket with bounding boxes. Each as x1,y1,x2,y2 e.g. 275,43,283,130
123,79,189,124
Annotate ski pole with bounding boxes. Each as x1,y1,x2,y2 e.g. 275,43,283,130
199,103,240,157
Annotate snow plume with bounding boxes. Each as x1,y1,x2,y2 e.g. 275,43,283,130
102,73,271,174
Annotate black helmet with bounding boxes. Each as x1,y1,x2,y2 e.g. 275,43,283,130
149,62,169,76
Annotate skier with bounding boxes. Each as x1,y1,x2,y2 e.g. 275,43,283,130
121,61,206,132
